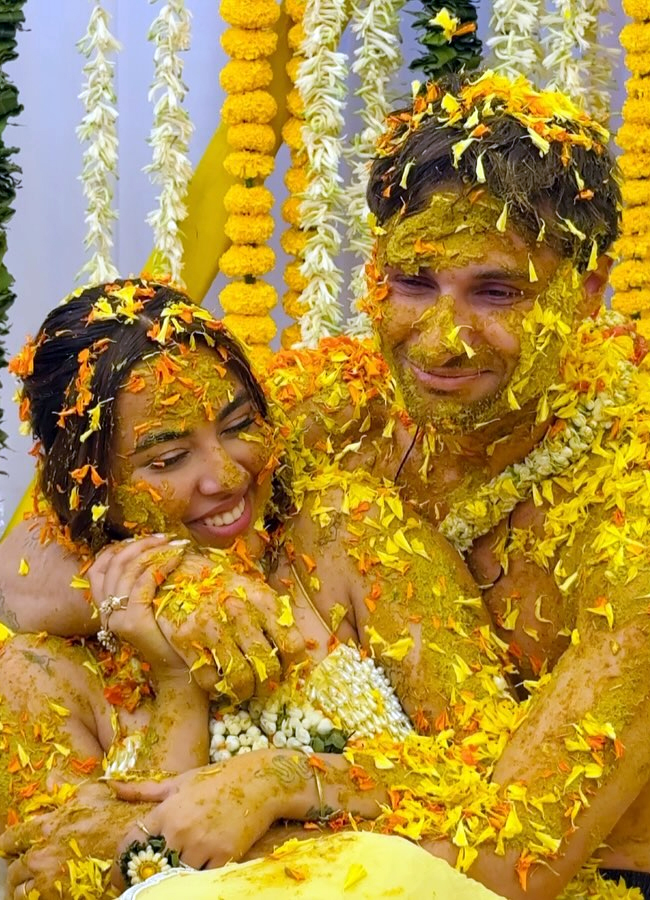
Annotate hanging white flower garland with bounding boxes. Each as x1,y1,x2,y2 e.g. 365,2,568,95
295,0,349,347
486,0,543,81
345,0,405,340
145,0,193,284
76,2,120,284
542,0,616,122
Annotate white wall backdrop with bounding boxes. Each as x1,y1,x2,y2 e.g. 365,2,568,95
0,0,625,531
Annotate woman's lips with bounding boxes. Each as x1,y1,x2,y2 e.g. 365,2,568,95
188,494,252,542
406,359,490,392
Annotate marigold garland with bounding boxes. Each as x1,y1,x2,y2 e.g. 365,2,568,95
145,0,193,284
76,2,120,285
279,0,309,349
218,0,280,365
612,0,650,333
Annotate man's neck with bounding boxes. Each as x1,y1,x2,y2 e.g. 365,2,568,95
432,402,552,477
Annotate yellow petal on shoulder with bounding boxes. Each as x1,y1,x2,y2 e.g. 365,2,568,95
70,574,90,590
18,558,29,576
47,699,71,717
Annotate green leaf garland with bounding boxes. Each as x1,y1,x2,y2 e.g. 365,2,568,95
409,0,482,80
0,0,24,457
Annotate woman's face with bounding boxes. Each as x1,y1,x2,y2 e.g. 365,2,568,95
109,344,274,557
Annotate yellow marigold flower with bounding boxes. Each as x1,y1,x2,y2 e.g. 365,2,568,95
227,123,276,154
224,313,277,345
225,213,274,244
621,98,650,125
285,165,308,194
220,281,277,315
627,76,650,101
285,0,306,21
224,184,274,215
612,288,650,315
621,23,650,53
222,90,277,125
220,59,273,94
283,290,308,319
619,152,650,180
285,261,308,292
611,260,650,292
282,323,302,349
636,315,650,340
621,204,650,234
282,196,302,227
286,56,303,84
220,0,280,29
621,178,650,208
224,151,275,180
624,51,650,77
624,0,650,18
221,27,277,60
249,344,275,373
282,116,304,151
281,227,312,257
287,87,305,118
288,22,306,50
219,245,275,277
616,234,650,260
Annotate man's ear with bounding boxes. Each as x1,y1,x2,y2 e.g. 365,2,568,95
581,254,612,314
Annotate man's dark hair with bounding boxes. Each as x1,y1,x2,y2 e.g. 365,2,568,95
368,73,621,270
19,280,283,550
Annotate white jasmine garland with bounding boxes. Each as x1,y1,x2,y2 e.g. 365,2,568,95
345,0,405,339
582,2,617,125
295,0,349,347
541,0,607,109
76,3,120,284
209,644,413,762
145,0,193,284
486,0,543,81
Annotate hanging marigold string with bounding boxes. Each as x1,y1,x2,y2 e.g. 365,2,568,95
145,0,193,284
76,1,120,284
611,0,650,335
280,0,308,350
218,0,280,367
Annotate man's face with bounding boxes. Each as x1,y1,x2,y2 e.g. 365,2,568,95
374,191,587,431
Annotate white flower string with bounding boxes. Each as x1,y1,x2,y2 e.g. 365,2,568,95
145,0,193,284
295,0,349,347
345,0,405,340
76,2,120,284
581,0,617,125
486,0,543,81
541,0,615,113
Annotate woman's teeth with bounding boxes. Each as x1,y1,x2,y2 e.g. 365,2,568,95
202,496,246,528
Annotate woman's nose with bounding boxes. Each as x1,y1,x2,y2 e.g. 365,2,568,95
196,442,249,496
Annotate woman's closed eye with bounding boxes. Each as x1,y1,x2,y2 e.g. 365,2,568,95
147,449,189,470
220,409,258,436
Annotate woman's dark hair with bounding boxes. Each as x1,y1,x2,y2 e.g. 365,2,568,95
19,279,290,550
367,74,621,271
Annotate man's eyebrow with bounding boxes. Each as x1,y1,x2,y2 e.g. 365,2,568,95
217,390,250,422
475,268,530,281
134,428,191,453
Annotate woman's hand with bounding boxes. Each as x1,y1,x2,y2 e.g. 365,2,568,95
111,751,298,878
0,784,151,899
89,537,189,680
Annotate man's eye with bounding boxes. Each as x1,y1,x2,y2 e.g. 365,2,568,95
478,286,526,303
221,415,256,435
147,451,188,470
390,276,434,294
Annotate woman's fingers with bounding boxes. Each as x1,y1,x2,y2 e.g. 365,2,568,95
88,535,169,598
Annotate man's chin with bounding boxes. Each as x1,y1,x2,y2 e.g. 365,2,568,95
397,369,507,432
